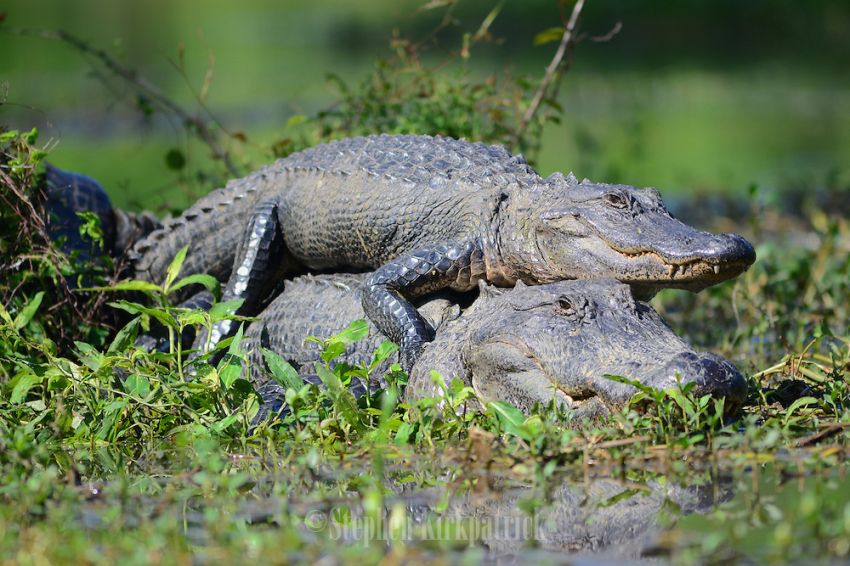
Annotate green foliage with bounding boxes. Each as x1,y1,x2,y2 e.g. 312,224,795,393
0,261,257,445
271,1,565,162
0,128,115,350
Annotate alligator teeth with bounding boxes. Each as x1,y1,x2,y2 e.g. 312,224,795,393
669,264,679,277
713,265,720,275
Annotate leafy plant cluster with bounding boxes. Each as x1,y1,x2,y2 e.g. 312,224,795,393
270,1,572,164
0,128,116,350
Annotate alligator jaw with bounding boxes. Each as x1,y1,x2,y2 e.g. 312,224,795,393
605,245,755,292
564,197,757,290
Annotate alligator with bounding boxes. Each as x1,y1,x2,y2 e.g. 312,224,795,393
44,164,161,258
243,273,747,422
130,134,756,369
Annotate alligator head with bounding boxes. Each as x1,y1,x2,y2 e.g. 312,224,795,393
45,164,162,257
44,164,117,256
408,279,747,418
497,173,756,298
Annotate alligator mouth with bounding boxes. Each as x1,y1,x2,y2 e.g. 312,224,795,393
610,249,752,284
524,346,606,414
473,339,604,413
571,214,755,286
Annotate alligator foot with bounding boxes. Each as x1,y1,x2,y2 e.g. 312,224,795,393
194,200,288,354
362,240,482,371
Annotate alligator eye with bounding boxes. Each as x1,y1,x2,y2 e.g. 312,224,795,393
604,193,629,209
556,297,578,318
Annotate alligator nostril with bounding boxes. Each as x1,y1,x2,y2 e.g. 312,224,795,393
715,233,756,264
664,352,747,411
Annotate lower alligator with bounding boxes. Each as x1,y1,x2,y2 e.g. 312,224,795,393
244,273,746,422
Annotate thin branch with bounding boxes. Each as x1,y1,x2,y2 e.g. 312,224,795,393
795,423,850,448
10,27,241,177
514,0,586,145
589,20,622,43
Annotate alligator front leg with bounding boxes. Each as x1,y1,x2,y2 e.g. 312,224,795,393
362,240,483,371
196,200,290,353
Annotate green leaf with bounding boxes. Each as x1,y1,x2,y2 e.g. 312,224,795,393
124,374,151,398
209,299,244,320
97,399,129,441
218,357,243,391
599,488,646,508
488,400,525,429
86,280,163,293
262,348,305,390
226,323,245,358
76,211,105,248
14,291,43,329
168,273,221,302
331,319,369,344
605,374,661,399
178,311,207,326
11,372,42,404
75,341,104,371
212,413,240,433
784,396,819,424
163,246,189,291
23,127,39,145
533,26,564,46
108,318,141,353
665,387,687,412
369,340,399,371
320,341,346,364
107,300,150,315
107,301,177,329
316,363,366,434
26,399,46,412
0,302,12,324
286,114,308,127
395,422,415,445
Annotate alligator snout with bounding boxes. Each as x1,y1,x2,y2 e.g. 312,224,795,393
700,233,756,265
661,351,747,412
656,232,756,266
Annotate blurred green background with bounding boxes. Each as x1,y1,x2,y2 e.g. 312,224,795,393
1,0,848,212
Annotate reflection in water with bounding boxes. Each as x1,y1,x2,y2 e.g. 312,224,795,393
70,458,850,562
233,474,732,563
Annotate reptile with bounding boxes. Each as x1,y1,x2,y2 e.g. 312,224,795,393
44,164,162,258
129,134,756,369
40,166,748,420
243,273,747,422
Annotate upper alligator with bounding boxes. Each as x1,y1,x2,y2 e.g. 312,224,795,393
45,164,161,258
244,273,747,421
130,134,756,368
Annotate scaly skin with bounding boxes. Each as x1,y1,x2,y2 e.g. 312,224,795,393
243,274,747,423
130,134,756,369
45,164,161,257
